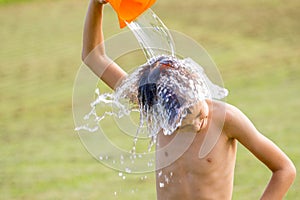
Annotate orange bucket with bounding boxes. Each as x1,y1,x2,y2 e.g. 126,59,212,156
107,0,156,28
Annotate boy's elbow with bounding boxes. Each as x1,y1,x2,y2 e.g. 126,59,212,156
81,47,93,62
81,51,88,62
81,49,106,63
282,160,297,184
287,162,297,182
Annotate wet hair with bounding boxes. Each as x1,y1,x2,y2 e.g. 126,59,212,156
137,56,184,125
115,55,227,135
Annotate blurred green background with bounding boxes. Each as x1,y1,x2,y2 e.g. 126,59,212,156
0,0,299,199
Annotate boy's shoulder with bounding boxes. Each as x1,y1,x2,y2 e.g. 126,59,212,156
209,100,239,122
213,101,254,139
208,100,241,138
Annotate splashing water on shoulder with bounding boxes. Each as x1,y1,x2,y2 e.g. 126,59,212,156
76,56,228,148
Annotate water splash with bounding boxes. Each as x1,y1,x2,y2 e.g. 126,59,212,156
126,9,176,61
75,8,228,175
76,56,228,151
157,171,174,188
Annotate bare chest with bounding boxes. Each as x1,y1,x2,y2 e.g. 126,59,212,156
156,127,237,181
156,132,237,200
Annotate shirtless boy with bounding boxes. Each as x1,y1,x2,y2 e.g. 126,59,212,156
81,1,296,199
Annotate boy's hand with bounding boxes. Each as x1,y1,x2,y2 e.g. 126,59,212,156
95,0,108,4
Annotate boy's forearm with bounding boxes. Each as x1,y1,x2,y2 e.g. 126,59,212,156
82,0,127,89
261,166,296,200
82,0,104,60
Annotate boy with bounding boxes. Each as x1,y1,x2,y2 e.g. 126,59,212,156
81,1,296,199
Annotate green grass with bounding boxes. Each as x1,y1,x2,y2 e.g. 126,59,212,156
0,0,299,199
0,0,39,4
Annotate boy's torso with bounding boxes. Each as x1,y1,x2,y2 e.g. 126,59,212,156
156,101,237,200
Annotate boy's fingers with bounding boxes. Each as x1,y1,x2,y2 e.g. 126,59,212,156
97,0,108,4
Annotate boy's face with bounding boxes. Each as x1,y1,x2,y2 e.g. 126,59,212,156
181,100,209,132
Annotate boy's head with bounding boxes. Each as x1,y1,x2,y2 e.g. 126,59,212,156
137,56,208,134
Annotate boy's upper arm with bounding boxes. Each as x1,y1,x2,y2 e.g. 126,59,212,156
224,104,291,172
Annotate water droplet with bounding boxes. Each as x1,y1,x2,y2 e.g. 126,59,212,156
125,167,131,173
140,175,147,181
95,88,100,96
147,161,153,167
164,175,170,184
158,170,162,177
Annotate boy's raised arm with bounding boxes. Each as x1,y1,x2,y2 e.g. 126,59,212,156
82,0,127,90
224,104,296,200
